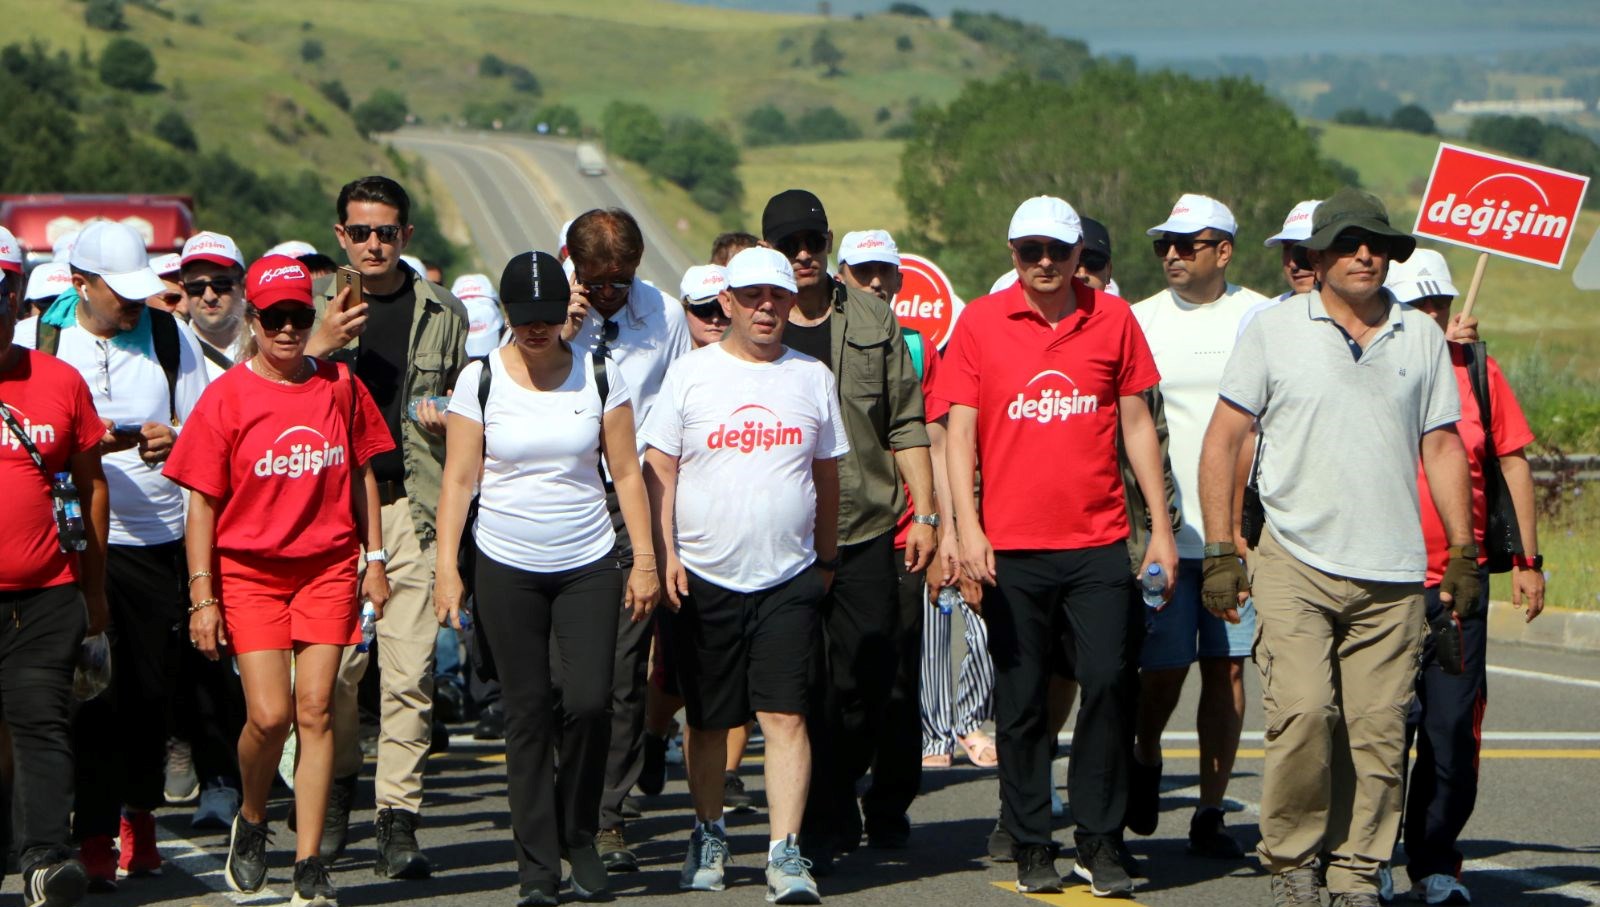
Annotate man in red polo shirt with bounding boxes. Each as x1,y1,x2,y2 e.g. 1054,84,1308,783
939,195,1176,898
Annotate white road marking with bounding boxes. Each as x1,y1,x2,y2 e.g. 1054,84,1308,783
154,819,281,904
1486,664,1600,690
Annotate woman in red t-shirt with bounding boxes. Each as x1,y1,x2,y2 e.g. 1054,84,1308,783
163,255,394,905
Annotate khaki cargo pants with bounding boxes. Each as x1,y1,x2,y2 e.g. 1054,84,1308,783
1250,531,1424,895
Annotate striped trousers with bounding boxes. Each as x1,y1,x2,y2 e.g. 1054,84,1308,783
919,595,995,756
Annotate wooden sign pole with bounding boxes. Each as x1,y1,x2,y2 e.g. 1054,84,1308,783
1460,250,1490,319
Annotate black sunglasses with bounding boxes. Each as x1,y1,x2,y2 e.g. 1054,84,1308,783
183,277,236,297
255,305,316,332
775,231,828,259
1327,232,1396,257
685,300,726,320
1153,237,1224,259
582,279,633,297
1079,251,1110,272
342,223,404,244
1012,240,1075,265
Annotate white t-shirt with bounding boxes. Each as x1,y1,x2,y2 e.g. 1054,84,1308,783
199,335,244,382
1132,283,1271,558
448,350,631,573
568,280,694,463
639,344,850,593
16,314,209,545
461,296,505,359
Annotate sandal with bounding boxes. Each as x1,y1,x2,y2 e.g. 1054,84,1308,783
958,730,999,768
922,753,952,768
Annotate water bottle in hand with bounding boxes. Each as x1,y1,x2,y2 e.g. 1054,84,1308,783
1141,564,1166,611
406,396,451,423
357,601,378,652
457,604,473,631
936,585,962,616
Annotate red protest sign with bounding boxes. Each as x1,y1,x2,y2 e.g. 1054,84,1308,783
1414,143,1590,269
893,253,964,349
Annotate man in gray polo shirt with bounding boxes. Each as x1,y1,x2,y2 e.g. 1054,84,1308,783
1195,188,1477,907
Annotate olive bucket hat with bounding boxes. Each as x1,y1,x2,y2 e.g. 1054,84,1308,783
1297,186,1416,262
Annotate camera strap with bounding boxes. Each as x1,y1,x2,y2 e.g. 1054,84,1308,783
0,393,57,482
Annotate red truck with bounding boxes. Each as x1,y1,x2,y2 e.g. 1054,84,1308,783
0,194,195,267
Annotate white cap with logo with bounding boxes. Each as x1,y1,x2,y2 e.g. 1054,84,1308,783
181,231,244,269
24,262,72,301
266,240,319,259
1008,196,1082,245
680,265,728,302
1263,200,1322,247
839,229,900,268
1384,248,1458,303
69,221,165,300
451,273,500,302
725,247,796,294
149,253,183,277
1147,193,1238,237
0,226,21,274
52,230,80,263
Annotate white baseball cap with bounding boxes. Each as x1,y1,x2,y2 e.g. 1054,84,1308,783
680,265,728,302
24,261,72,301
69,221,165,300
725,247,797,294
266,239,319,259
1263,200,1322,247
1384,248,1458,303
1008,196,1082,245
0,226,21,275
400,254,425,276
1147,193,1238,237
181,231,244,269
839,229,900,268
450,273,499,302
149,253,183,277
52,229,80,263
556,218,576,255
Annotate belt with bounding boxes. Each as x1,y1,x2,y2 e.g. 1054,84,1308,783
377,480,406,506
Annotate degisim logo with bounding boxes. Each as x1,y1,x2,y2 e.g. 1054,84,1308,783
1008,370,1100,424
707,404,805,453
255,426,347,478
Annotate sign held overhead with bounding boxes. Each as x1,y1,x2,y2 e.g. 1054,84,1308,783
1414,143,1590,269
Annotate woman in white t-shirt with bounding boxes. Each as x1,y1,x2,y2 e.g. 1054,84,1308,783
434,251,658,906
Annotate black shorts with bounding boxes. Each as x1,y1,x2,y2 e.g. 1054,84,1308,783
675,567,824,730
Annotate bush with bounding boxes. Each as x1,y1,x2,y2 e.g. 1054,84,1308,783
352,89,408,136
743,104,794,146
479,53,506,77
536,104,581,134
811,31,843,76
949,10,1089,83
652,119,743,213
84,0,126,31
1388,103,1435,135
154,110,197,151
795,106,860,141
888,2,931,16
895,34,913,52
507,64,540,95
875,106,892,123
1333,107,1379,126
300,39,323,63
98,37,156,90
602,101,665,165
318,79,350,112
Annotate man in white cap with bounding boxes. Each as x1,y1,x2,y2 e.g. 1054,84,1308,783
939,195,1175,896
180,232,247,379
642,246,846,904
836,230,901,304
51,230,80,264
677,265,731,348
22,262,72,320
1265,200,1321,300
1127,193,1271,859
147,254,186,317
451,273,506,358
0,226,21,318
18,220,210,889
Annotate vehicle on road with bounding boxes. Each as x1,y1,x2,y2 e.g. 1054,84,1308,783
576,142,607,177
1,193,195,269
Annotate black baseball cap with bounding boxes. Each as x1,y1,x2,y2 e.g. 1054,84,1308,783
762,189,829,243
1080,217,1112,261
499,251,570,326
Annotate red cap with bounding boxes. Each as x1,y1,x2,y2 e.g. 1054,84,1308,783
245,254,313,308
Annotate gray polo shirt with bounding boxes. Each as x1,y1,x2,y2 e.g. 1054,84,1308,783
1218,290,1460,583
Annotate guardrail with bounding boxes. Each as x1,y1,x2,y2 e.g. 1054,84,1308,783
1530,454,1600,484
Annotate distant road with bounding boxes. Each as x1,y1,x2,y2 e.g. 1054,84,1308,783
387,129,697,290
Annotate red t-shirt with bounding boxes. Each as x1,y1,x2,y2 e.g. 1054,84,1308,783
894,332,947,550
164,361,395,560
1417,346,1534,586
0,350,106,591
936,280,1160,551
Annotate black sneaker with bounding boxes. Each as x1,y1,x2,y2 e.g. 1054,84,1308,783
987,820,1016,862
473,704,505,741
321,774,357,862
1015,843,1062,894
25,857,88,907
225,814,272,894
1072,834,1134,898
1188,806,1245,859
1124,760,1161,837
516,881,558,906
638,734,667,797
723,771,754,812
565,841,610,900
1114,838,1147,881
434,682,466,724
289,856,337,907
596,827,637,873
373,808,431,879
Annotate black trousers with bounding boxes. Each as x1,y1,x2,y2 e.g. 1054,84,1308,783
1,583,86,876
1403,575,1489,881
859,553,926,835
477,552,622,889
73,542,186,837
986,544,1139,845
172,643,246,788
598,492,651,831
802,529,901,847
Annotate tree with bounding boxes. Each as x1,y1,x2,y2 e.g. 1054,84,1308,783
811,31,844,77
895,34,914,53
742,104,794,147
352,89,409,136
479,53,506,77
154,110,197,151
652,119,743,213
318,79,350,112
507,64,540,95
795,106,861,141
601,101,665,165
536,104,581,135
98,37,156,91
300,39,324,63
1333,107,1378,126
887,2,931,16
84,0,126,31
1388,103,1435,135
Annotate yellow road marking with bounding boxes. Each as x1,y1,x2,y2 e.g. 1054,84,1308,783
990,880,1151,905
1161,748,1600,760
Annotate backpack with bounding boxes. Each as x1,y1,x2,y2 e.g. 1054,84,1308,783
37,308,183,424
1460,341,1522,573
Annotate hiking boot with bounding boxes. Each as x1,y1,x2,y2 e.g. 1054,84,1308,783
1411,873,1471,905
596,827,637,873
987,820,1016,862
192,779,241,831
164,738,199,804
638,734,667,797
765,834,820,904
1015,843,1062,894
116,811,161,877
1071,834,1134,898
1330,894,1381,907
1188,806,1245,859
24,857,88,907
473,704,505,740
373,808,430,879
678,823,729,892
289,856,337,907
321,775,357,862
724,771,754,812
76,836,117,893
225,814,271,894
1271,864,1324,906
566,841,609,900
1124,759,1161,837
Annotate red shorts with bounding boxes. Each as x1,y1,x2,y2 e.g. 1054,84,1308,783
219,549,361,654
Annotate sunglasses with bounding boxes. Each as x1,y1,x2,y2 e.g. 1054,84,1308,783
156,291,185,308
1079,251,1110,272
1327,232,1396,257
685,300,726,320
581,279,633,297
1012,240,1075,265
1153,237,1224,259
342,223,404,244
255,305,316,332
775,231,828,259
183,277,235,297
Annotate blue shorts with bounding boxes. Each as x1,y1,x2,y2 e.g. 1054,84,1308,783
1140,558,1256,671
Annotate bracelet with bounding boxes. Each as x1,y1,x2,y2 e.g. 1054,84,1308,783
188,598,219,614
632,553,657,562
187,570,212,586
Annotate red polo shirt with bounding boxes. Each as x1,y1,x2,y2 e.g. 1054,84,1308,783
937,279,1159,551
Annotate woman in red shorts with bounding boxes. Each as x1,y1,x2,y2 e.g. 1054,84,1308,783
164,254,393,907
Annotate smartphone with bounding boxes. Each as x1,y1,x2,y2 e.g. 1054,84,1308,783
335,266,363,310
111,422,144,439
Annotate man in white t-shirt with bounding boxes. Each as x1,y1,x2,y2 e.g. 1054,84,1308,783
1129,193,1271,858
450,273,506,358
641,247,847,905
180,231,247,380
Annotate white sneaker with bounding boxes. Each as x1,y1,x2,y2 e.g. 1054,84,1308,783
192,781,241,830
1411,873,1471,905
664,735,685,767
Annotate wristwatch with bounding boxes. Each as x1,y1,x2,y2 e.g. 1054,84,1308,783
911,513,941,529
816,554,842,571
1446,543,1480,560
1202,541,1236,558
365,549,389,565
1511,553,1543,571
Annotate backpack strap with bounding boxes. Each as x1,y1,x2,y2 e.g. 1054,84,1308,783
149,308,181,424
475,355,493,414
900,327,925,381
591,345,610,408
199,341,232,372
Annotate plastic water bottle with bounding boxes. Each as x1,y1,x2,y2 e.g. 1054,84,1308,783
936,586,962,616
457,605,473,631
1141,564,1166,611
52,472,87,553
357,601,378,652
406,396,451,422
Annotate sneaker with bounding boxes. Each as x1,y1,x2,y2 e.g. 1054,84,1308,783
76,836,117,892
765,835,820,904
116,811,161,877
225,814,271,894
192,779,242,831
373,808,431,879
1114,839,1147,882
320,775,357,862
1271,864,1323,906
1411,874,1471,905
639,734,667,797
24,857,89,907
289,856,338,907
1124,759,1161,837
566,841,609,900
473,704,505,740
724,771,754,812
1188,806,1245,859
516,882,559,906
596,827,638,873
163,738,199,804
1015,843,1062,894
678,824,730,892
987,820,1016,863
1331,894,1382,907
1071,834,1134,897
664,727,685,766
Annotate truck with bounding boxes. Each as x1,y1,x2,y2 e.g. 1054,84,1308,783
575,143,607,177
0,194,196,268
